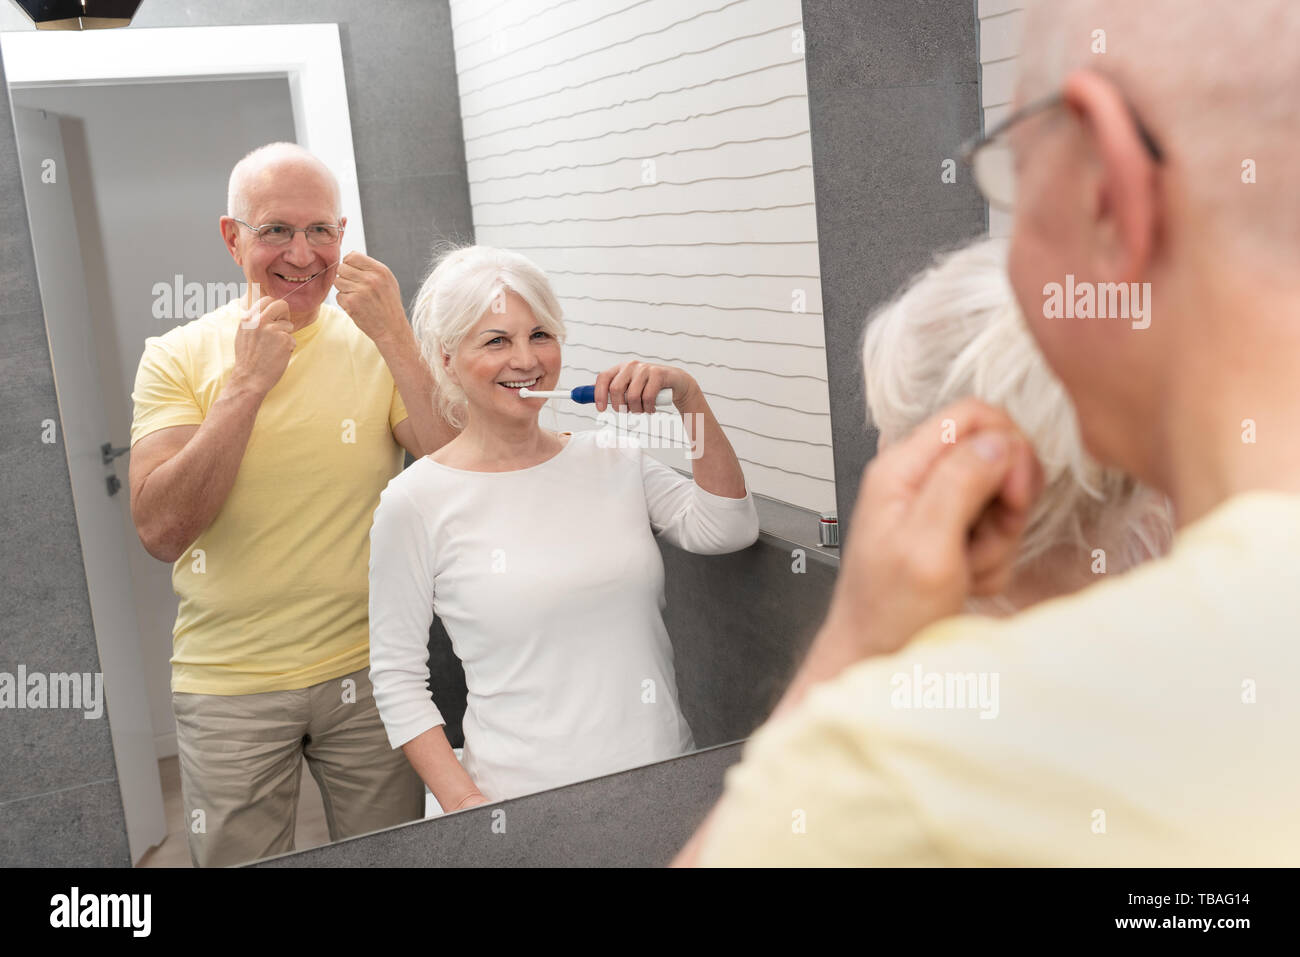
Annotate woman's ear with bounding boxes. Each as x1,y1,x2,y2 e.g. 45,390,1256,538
442,351,458,385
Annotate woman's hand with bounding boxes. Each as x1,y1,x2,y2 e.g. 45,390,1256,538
593,358,747,499
453,792,491,811
593,360,700,414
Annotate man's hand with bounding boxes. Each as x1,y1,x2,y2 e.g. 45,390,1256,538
681,398,1045,865
334,250,453,456
334,251,407,346
826,398,1044,661
231,296,294,398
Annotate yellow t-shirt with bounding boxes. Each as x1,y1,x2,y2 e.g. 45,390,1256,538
130,300,409,695
697,491,1300,866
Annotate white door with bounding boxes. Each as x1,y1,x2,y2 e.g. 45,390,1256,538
13,105,166,864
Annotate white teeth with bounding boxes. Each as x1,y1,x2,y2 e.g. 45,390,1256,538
501,378,539,388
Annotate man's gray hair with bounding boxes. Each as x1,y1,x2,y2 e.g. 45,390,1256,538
227,142,340,222
1018,0,1300,259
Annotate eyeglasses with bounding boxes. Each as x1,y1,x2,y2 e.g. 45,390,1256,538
232,218,343,246
960,91,1164,211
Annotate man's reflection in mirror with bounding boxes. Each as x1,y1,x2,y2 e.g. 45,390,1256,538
127,143,455,867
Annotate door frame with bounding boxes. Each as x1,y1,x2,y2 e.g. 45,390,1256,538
1,23,367,253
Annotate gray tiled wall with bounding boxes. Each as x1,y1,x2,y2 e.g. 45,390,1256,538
0,47,131,867
662,536,836,746
803,0,988,536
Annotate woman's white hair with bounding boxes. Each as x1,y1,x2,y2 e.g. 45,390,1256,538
411,244,567,429
861,236,1173,589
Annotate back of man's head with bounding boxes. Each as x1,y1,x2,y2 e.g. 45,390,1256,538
1020,0,1300,261
1005,0,1300,494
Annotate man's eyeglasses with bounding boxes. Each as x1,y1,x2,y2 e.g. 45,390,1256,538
232,219,343,246
959,91,1164,211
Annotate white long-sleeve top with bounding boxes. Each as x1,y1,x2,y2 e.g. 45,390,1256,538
368,428,760,801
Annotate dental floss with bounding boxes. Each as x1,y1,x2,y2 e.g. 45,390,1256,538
276,257,341,304
244,258,340,329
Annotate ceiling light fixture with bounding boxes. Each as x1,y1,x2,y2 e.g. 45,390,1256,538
7,0,145,30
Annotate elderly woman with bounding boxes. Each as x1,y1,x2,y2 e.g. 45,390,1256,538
860,235,1173,614
368,245,759,811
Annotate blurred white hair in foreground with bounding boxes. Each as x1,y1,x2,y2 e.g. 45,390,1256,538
861,236,1173,582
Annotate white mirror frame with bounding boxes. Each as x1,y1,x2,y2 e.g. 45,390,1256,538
0,22,368,254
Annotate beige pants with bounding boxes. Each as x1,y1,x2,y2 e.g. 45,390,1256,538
172,666,424,867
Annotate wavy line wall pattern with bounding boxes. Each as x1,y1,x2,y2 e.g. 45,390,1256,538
447,0,836,510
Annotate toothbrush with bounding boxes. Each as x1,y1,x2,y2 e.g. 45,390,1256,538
519,385,675,409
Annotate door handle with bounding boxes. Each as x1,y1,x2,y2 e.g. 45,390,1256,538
101,441,129,466
102,441,128,497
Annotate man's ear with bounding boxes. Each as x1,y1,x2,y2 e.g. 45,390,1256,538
1061,69,1159,284
219,217,243,266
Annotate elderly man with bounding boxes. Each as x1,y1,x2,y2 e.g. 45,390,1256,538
129,142,456,867
679,0,1300,865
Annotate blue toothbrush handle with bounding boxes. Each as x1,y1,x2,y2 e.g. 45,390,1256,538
570,385,674,407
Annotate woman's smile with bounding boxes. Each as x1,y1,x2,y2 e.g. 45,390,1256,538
498,376,540,389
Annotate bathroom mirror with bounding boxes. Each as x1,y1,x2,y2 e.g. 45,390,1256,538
3,2,838,869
